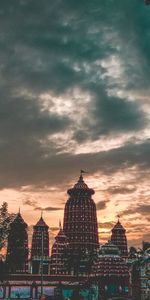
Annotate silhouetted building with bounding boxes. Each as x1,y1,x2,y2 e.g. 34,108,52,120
92,241,130,300
63,172,99,253
31,215,49,274
143,241,150,252
111,219,128,259
50,222,69,275
131,254,150,300
6,212,28,273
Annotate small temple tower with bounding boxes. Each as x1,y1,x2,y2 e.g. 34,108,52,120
31,214,49,274
92,241,130,299
111,218,128,259
63,172,99,252
6,211,28,273
50,222,69,275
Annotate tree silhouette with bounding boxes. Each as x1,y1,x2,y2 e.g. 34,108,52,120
0,202,15,250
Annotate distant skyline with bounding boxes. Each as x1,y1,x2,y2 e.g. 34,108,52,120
0,0,150,248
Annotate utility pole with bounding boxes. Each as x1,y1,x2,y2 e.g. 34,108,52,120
41,230,44,298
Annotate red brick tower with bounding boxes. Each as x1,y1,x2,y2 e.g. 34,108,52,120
31,215,49,274
50,222,69,275
63,172,99,252
111,219,128,259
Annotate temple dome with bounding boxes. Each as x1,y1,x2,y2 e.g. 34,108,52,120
67,174,95,196
92,241,129,277
100,241,121,256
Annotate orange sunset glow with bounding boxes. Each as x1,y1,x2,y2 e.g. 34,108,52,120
0,0,150,252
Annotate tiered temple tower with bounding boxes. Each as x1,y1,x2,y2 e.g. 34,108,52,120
111,219,128,259
92,241,130,299
31,215,49,274
50,222,69,275
6,212,28,273
63,172,99,252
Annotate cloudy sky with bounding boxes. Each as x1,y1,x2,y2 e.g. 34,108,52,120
0,0,150,248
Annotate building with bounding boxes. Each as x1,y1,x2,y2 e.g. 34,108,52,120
31,215,49,274
63,172,99,253
92,241,130,300
6,211,28,273
111,218,128,259
143,241,150,252
131,250,150,300
50,222,69,275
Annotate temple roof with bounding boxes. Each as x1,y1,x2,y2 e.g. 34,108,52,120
11,212,28,228
35,216,49,228
55,223,68,243
112,220,126,232
100,241,120,256
92,241,129,277
67,173,94,196
74,174,89,189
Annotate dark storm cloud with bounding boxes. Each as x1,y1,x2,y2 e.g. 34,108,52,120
120,203,150,219
96,200,108,210
0,0,149,188
0,93,70,139
0,138,149,189
34,206,63,211
73,90,146,142
107,185,137,195
23,199,37,207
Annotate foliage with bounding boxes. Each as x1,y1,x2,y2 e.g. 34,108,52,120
0,202,15,250
63,247,98,277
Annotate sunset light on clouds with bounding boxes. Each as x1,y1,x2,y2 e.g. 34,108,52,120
0,0,150,249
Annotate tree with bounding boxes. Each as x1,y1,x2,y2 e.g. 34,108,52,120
63,247,86,278
0,202,14,250
128,246,137,259
63,246,99,278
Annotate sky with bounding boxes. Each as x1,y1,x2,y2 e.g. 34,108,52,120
0,0,150,249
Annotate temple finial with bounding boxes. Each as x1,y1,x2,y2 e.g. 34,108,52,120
117,214,120,222
80,170,87,175
41,210,43,218
59,220,62,229
19,207,21,214
80,170,88,179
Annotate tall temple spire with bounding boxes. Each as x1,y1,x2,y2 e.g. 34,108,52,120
63,173,99,253
111,218,128,259
31,215,49,274
6,212,28,273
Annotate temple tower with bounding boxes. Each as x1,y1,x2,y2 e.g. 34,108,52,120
6,212,28,273
50,222,69,275
111,219,128,259
63,172,99,252
92,241,130,299
31,215,49,274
